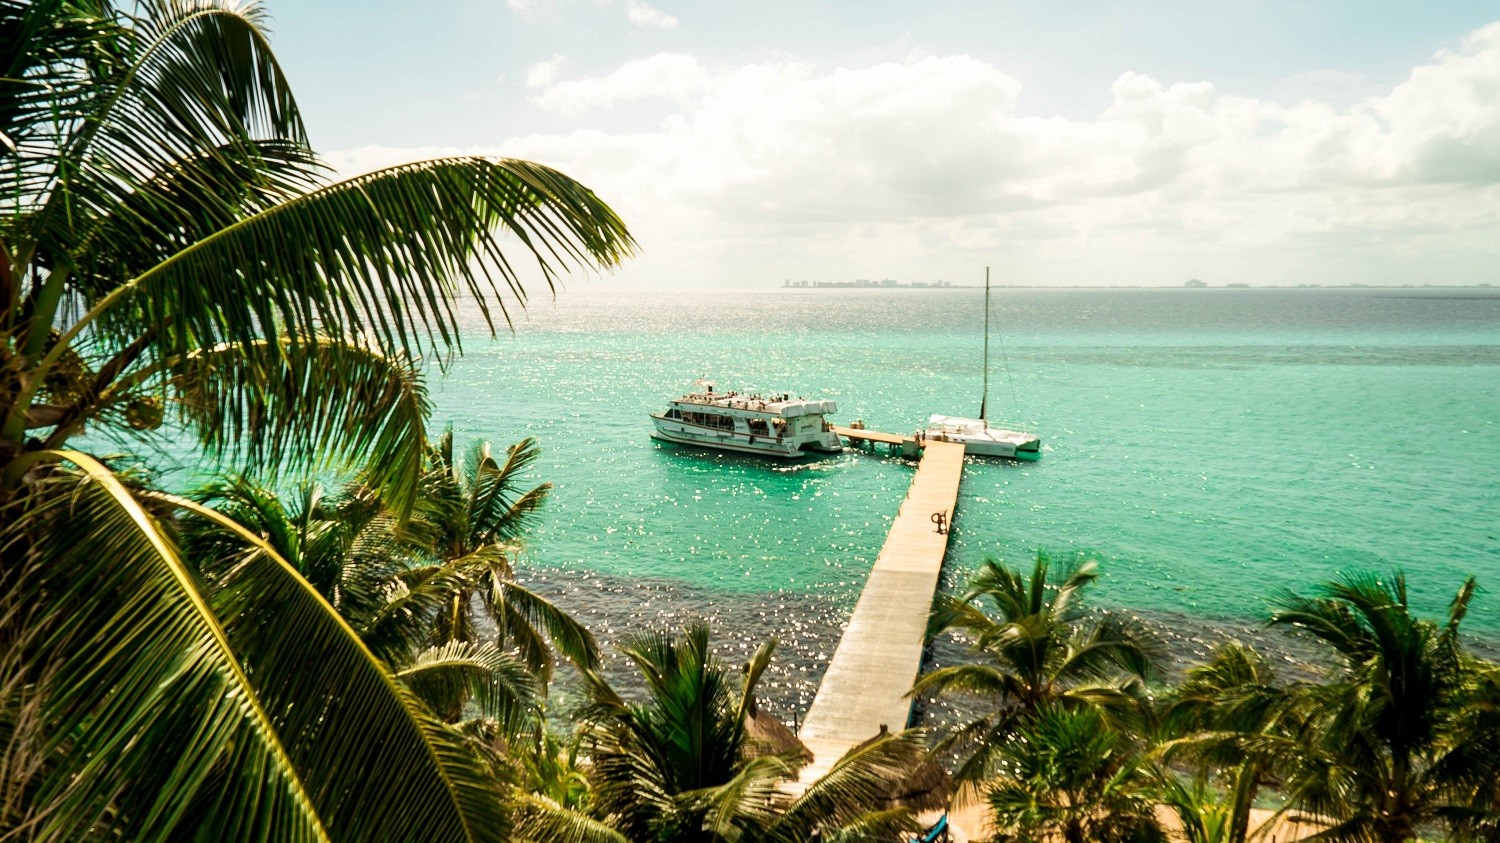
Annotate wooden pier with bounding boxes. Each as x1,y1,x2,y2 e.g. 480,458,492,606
833,424,919,457
795,437,966,784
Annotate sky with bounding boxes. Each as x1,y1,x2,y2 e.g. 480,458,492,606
262,1,1500,288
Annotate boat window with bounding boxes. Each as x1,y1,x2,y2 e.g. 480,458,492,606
681,410,734,430
667,409,681,419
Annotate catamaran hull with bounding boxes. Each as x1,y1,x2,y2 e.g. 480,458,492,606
924,419,1042,460
938,436,1042,460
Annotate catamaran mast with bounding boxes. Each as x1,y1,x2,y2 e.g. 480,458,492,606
980,266,990,426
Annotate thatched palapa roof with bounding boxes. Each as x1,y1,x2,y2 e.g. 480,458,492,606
743,697,813,764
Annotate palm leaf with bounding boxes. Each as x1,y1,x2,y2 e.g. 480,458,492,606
909,663,1021,700
689,753,790,839
54,157,635,378
154,489,515,842
494,579,601,673
398,640,539,733
770,729,924,840
360,555,493,664
469,437,550,545
512,794,628,843
169,337,431,518
1,450,329,842
27,0,307,296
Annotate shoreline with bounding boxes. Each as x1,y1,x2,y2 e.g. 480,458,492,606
517,566,1500,727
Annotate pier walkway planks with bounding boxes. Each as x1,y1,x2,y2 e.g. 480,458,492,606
832,425,912,448
795,439,966,784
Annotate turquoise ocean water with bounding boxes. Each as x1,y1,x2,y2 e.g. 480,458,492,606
426,286,1498,714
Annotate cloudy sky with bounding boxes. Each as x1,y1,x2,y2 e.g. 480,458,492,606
263,1,1500,288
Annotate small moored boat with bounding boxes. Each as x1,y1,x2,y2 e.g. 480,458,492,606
925,414,1040,460
650,384,842,459
925,267,1042,460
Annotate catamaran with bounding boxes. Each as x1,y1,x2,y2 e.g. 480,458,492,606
650,383,843,459
923,268,1041,460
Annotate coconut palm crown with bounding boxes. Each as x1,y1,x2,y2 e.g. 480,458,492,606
914,553,1158,782
541,623,925,843
1265,571,1496,842
0,1,633,840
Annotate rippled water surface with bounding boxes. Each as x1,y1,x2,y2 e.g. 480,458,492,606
429,286,1499,717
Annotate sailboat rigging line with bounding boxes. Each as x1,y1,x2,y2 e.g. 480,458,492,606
981,267,990,423
995,307,1024,427
984,266,1025,426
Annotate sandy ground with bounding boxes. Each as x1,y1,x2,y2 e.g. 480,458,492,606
932,800,1328,842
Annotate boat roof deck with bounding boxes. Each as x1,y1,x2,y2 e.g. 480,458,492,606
671,392,829,415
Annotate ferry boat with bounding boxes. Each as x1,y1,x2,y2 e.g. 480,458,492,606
650,384,842,458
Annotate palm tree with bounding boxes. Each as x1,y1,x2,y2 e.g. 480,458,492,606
914,553,1157,781
1156,643,1290,843
1266,571,1495,842
985,705,1166,843
543,623,924,843
392,430,599,682
184,477,543,733
1,1,632,839
1445,659,1500,841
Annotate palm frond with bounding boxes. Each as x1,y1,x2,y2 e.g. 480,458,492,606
512,794,628,843
688,753,790,839
470,437,550,545
771,729,924,839
734,639,777,725
62,156,635,374
28,0,307,287
909,663,1021,700
398,640,539,733
156,489,515,842
2,451,329,842
495,579,601,673
816,807,924,843
170,337,431,518
361,555,493,663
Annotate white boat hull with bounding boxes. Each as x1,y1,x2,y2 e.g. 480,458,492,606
928,432,1040,459
650,415,840,459
924,415,1040,460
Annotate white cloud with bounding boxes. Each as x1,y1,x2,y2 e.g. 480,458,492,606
530,53,708,116
525,55,568,89
333,24,1500,287
504,0,677,29
622,0,677,29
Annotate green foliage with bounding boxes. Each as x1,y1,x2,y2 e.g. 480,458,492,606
916,552,1159,782
985,706,1166,843
1262,572,1493,842
389,430,601,681
2,455,515,841
0,0,632,839
571,622,925,843
1156,644,1289,843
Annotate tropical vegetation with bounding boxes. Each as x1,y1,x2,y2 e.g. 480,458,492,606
915,553,1156,782
520,623,927,843
923,557,1500,843
4,3,1498,843
1,0,630,839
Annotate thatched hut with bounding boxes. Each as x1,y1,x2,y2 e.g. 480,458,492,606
743,697,813,764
